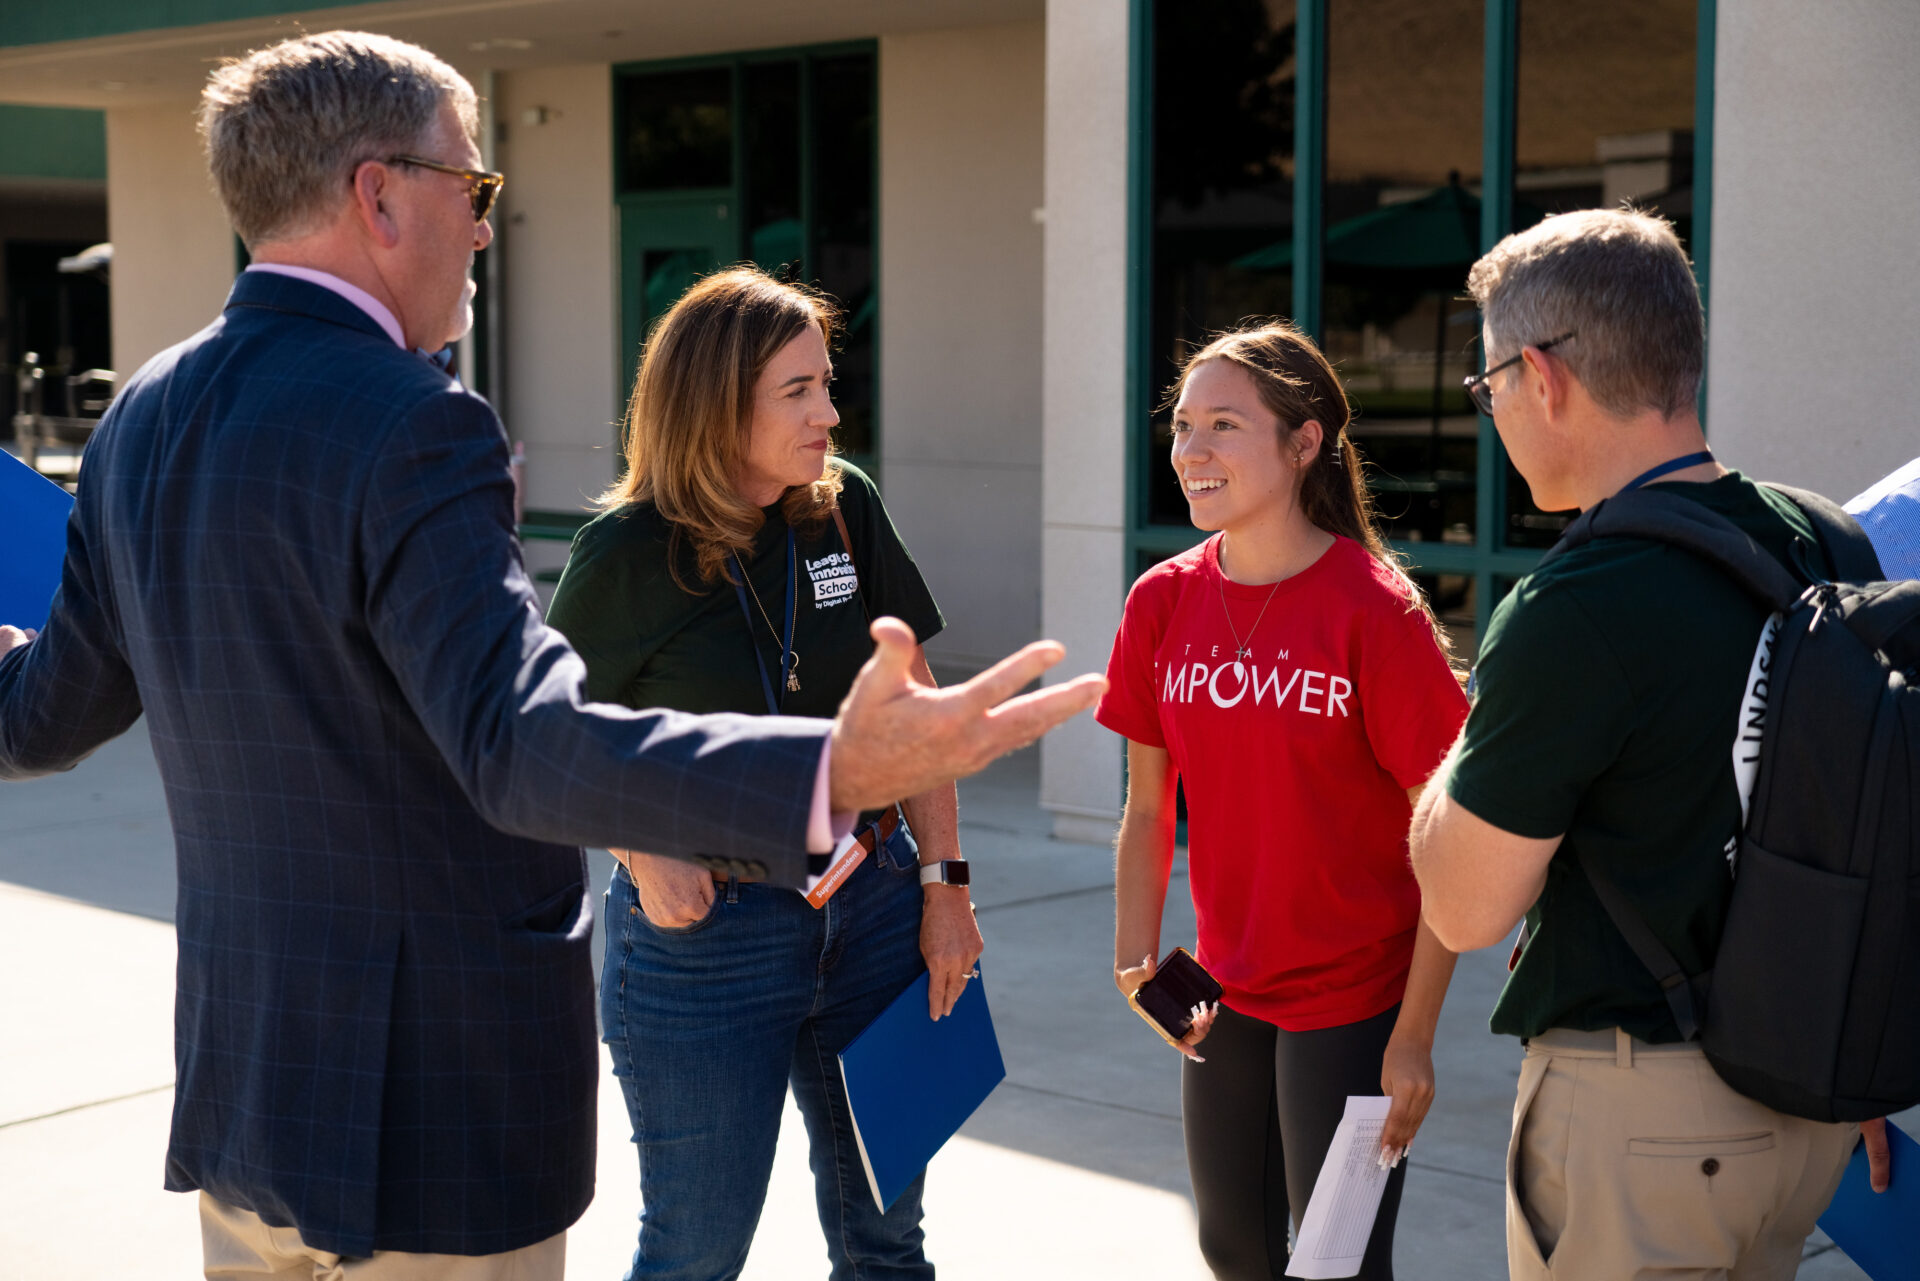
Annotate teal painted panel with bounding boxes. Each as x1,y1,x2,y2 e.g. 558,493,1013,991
1,0,361,48
0,105,106,181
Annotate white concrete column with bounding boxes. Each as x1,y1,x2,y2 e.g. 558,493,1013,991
1706,1,1920,499
878,23,1046,678
1039,0,1132,844
493,66,618,515
104,100,234,377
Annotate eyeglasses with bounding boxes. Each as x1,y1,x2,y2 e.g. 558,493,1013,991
1462,331,1574,417
386,154,505,222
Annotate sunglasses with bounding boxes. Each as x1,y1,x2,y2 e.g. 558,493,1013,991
1462,331,1574,417
386,154,505,222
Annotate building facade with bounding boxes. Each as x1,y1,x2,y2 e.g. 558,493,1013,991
2,0,1916,840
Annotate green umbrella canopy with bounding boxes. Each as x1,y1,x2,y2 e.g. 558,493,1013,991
1234,181,1482,273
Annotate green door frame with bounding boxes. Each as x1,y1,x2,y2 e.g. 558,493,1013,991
610,41,880,476
1124,0,1718,638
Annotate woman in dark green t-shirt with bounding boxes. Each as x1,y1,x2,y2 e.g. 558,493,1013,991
546,267,976,1280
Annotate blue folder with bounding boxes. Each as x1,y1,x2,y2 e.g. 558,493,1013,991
1816,1120,1920,1281
838,968,1007,1212
0,449,74,632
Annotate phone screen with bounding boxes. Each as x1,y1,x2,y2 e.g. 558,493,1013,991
1135,949,1223,1041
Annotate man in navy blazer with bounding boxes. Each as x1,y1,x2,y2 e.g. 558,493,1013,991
0,31,1101,1276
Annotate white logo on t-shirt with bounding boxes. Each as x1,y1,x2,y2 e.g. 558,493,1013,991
807,552,859,608
1160,655,1352,717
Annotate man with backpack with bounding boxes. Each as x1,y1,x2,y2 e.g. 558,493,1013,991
1408,208,1900,1280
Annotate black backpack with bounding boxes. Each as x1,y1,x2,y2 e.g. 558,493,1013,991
1538,483,1920,1123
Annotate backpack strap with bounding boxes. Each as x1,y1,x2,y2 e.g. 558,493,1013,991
829,503,872,622
1571,845,1710,1041
1542,488,1807,611
1761,483,1886,582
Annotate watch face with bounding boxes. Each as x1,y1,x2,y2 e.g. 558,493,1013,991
945,860,970,887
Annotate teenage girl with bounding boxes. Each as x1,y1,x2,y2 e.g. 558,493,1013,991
1098,323,1469,1280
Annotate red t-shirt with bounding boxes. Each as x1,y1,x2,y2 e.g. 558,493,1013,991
1097,535,1468,1031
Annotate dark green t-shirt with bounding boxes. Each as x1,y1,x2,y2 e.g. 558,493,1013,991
546,461,944,736
1445,472,1827,1042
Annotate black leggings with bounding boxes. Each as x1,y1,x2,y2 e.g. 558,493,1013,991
1181,1002,1406,1281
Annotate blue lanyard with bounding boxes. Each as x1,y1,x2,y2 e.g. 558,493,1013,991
732,529,796,716
1620,449,1715,493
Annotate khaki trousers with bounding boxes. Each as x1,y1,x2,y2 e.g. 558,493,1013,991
199,1194,566,1281
1506,1028,1857,1281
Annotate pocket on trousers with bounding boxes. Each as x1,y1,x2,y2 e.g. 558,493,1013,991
637,887,722,937
1626,1131,1774,1158
1506,1052,1556,1278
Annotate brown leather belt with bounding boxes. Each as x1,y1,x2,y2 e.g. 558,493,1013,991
711,807,902,885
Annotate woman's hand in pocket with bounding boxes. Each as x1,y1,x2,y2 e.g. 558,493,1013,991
621,849,716,928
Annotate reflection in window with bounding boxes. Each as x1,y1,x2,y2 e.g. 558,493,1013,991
618,68,733,193
743,62,802,273
1504,0,1697,547
1324,0,1483,561
1145,0,1298,527
813,53,878,460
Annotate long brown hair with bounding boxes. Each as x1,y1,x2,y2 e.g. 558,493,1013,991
1169,322,1451,654
601,266,845,591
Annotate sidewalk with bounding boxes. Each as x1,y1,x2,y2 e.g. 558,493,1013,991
0,723,1883,1278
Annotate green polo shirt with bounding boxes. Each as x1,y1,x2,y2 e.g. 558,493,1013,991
1444,472,1825,1042
546,460,943,744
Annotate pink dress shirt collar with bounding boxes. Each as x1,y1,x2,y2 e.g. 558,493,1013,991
244,263,406,350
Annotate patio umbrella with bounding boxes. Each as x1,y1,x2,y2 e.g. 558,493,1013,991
1231,180,1481,279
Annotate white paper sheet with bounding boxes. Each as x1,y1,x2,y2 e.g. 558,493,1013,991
1284,1095,1394,1279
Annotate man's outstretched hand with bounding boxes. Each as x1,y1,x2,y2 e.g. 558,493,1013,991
0,626,37,657
829,618,1105,814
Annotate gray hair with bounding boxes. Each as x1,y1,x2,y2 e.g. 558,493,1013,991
200,31,477,247
1465,208,1704,419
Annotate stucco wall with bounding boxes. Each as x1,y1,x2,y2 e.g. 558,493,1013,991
1038,0,1131,840
877,23,1046,678
1707,0,1920,500
492,65,619,517
104,100,232,377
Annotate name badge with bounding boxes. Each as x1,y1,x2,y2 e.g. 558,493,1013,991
804,830,867,909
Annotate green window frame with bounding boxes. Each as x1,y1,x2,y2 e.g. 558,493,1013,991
1125,0,1717,638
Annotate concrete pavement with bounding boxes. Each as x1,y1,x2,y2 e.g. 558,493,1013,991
0,722,1891,1277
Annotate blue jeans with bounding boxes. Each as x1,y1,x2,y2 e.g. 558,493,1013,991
601,821,933,1281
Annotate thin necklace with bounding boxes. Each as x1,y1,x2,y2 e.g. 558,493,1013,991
739,538,801,691
1216,542,1283,663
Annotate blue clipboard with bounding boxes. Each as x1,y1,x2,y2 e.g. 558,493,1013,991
837,967,1007,1212
1816,1120,1920,1281
0,449,74,632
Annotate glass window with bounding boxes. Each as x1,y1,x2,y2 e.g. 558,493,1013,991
742,62,802,272
1144,0,1298,528
615,48,878,462
1503,0,1698,547
1324,1,1484,549
812,53,878,461
618,67,733,193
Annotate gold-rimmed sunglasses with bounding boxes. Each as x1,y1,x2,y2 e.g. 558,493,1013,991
386,155,505,222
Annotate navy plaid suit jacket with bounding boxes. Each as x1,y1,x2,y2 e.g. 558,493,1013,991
0,271,830,1256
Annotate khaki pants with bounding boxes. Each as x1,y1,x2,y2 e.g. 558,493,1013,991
200,1194,566,1281
1506,1028,1857,1281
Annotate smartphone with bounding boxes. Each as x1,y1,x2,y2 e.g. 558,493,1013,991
1127,947,1224,1049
